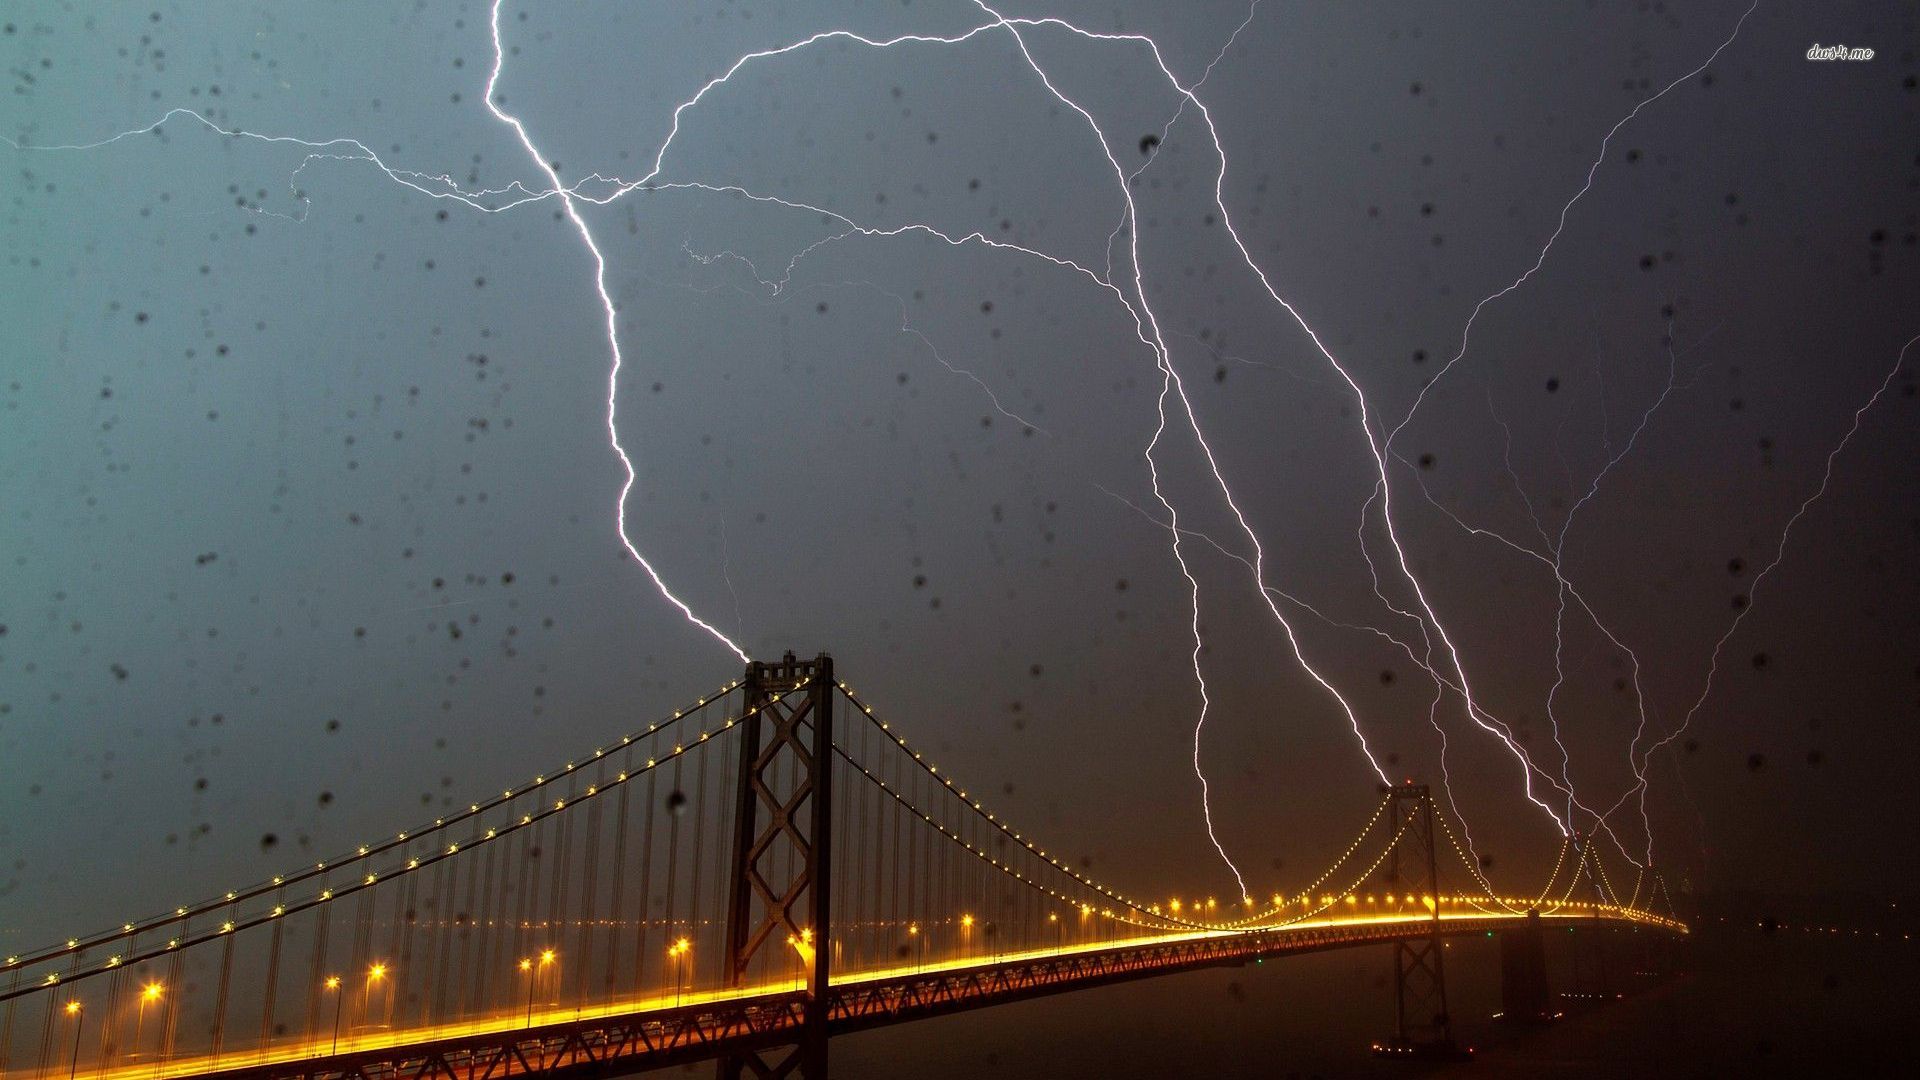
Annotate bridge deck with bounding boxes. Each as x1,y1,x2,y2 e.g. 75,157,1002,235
47,908,1678,1080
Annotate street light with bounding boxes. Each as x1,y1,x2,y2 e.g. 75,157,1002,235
363,963,388,1031
519,959,533,1025
323,976,344,1055
520,951,555,1028
667,939,691,1006
64,1001,83,1080
783,928,818,990
133,983,163,1059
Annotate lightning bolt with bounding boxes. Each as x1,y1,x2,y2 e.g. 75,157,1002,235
1347,3,1758,847
8,0,1818,901
1541,324,1681,826
984,6,1764,844
1620,333,1919,862
478,3,751,662
970,2,1412,900
1404,328,1916,873
674,250,1051,434
1387,1,1761,441
1283,2,1760,849
1395,322,1702,868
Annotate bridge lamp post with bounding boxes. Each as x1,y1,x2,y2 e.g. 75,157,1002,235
63,1001,83,1080
540,950,557,1016
960,913,974,956
907,923,923,973
520,950,555,1028
1049,913,1061,955
364,963,389,1032
518,959,534,1026
133,982,163,1059
323,976,343,1055
667,939,691,1006
782,928,815,990
364,963,386,1009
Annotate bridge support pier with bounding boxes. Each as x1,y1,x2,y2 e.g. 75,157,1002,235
718,653,836,1080
1565,926,1621,1005
1629,927,1686,984
1371,784,1471,1062
1498,910,1554,1024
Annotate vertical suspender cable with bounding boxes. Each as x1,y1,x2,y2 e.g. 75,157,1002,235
209,904,236,1065
390,844,418,1030
257,886,285,1057
633,760,659,996
603,750,631,1005
469,830,499,1016
304,874,332,1041
574,764,604,1009
662,755,685,982
686,734,710,991
428,857,455,1025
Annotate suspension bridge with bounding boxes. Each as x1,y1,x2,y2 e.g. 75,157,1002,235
0,653,1684,1078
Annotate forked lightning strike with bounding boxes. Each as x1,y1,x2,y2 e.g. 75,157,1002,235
11,0,1893,904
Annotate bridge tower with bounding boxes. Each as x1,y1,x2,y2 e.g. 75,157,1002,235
1564,833,1621,1004
719,652,836,1080
1371,783,1470,1061
1498,908,1554,1023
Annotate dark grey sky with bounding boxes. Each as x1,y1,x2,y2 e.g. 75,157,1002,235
2,0,1916,949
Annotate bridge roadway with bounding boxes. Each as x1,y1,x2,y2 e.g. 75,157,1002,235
58,906,1680,1080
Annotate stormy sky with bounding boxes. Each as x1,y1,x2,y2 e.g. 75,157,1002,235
2,0,1916,950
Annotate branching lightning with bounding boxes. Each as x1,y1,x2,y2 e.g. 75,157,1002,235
1541,325,1680,825
675,248,1051,435
479,5,751,663
12,0,1897,904
1617,333,1920,861
993,6,1761,849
